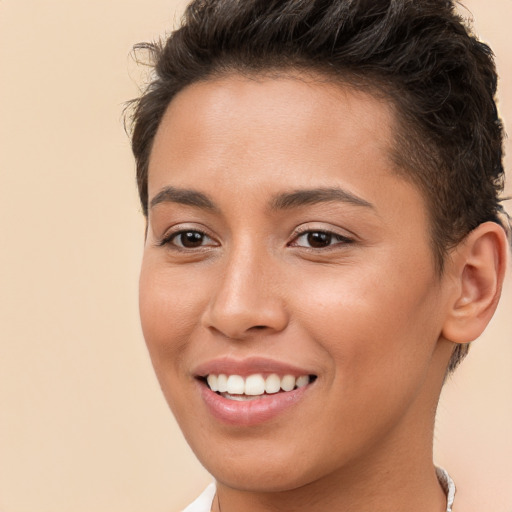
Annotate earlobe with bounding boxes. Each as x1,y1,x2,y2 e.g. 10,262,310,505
441,222,509,344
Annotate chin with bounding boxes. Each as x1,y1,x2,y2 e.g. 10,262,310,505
206,462,312,493
187,433,338,494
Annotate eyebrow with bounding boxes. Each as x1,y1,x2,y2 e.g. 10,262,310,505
150,186,218,211
270,187,374,210
149,185,374,213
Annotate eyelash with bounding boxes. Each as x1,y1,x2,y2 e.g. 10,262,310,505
157,228,216,250
157,227,354,252
289,228,354,250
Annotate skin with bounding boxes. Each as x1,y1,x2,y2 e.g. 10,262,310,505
139,74,505,511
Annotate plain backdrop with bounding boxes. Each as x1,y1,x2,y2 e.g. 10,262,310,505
0,1,511,511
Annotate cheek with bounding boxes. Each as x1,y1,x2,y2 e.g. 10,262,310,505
291,257,442,378
138,259,210,429
138,258,205,373
288,266,442,452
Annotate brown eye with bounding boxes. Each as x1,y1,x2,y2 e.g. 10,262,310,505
307,231,332,248
181,231,205,247
163,230,215,249
291,230,353,249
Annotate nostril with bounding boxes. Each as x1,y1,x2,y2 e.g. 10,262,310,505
202,296,289,339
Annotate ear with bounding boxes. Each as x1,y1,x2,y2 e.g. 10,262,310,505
441,222,509,344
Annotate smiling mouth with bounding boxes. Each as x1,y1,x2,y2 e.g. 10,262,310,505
203,373,317,401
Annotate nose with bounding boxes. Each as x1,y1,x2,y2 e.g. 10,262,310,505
201,246,289,340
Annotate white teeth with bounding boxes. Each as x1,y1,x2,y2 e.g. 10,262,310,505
265,374,281,394
244,374,266,395
280,374,296,392
226,375,245,395
206,373,312,397
206,374,218,392
217,374,228,393
221,393,261,401
296,375,309,388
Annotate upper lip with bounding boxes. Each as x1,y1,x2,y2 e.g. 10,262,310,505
193,356,316,378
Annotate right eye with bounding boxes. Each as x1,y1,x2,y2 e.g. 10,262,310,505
160,229,216,249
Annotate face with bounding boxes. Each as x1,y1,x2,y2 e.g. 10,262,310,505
139,74,453,492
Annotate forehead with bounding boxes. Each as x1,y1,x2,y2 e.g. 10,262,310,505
163,72,393,136
148,73,426,222
150,73,397,184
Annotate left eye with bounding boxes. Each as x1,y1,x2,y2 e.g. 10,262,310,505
292,230,352,249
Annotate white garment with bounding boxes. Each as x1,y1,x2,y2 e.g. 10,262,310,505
181,468,456,512
436,467,456,512
182,482,216,512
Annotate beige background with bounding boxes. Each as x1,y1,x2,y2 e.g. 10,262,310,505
0,1,510,511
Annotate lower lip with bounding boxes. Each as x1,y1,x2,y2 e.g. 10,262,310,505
198,381,311,426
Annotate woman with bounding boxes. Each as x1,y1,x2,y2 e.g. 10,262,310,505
128,1,510,510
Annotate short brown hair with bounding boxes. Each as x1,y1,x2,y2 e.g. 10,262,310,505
127,0,507,371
